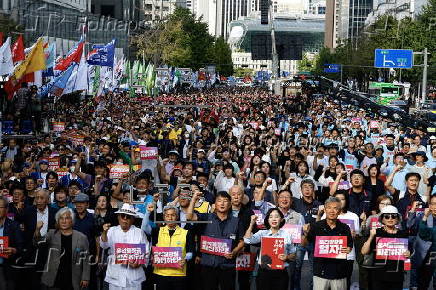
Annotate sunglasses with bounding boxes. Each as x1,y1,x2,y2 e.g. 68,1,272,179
382,214,398,220
119,213,133,220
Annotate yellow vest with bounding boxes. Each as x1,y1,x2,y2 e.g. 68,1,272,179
153,226,188,277
195,201,210,213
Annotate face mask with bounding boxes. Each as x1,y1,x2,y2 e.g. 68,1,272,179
69,166,75,172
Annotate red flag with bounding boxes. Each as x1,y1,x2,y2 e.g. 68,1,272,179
12,35,25,63
4,73,34,100
0,32,3,46
54,42,84,71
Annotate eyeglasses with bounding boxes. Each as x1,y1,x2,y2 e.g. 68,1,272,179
379,202,391,206
382,214,398,220
119,214,132,220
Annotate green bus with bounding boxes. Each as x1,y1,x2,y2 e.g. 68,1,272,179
368,82,411,105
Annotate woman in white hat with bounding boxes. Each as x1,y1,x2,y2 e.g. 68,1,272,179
361,205,410,290
100,203,150,290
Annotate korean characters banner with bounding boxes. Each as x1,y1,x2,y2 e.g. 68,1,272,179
139,146,158,160
314,236,347,259
114,243,146,264
152,246,182,268
260,237,285,270
376,238,408,261
200,236,232,256
282,224,302,243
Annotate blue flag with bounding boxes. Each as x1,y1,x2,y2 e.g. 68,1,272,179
87,39,116,67
49,64,77,96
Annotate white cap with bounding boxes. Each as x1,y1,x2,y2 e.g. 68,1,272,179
115,203,140,218
380,205,399,215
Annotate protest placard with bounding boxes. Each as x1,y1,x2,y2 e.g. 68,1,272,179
260,237,285,269
109,164,130,179
152,247,182,268
0,236,8,258
56,168,69,178
376,238,408,261
253,210,265,229
369,217,382,229
53,121,65,132
236,252,256,271
139,146,158,160
48,157,60,171
339,219,355,231
200,236,232,257
370,121,379,129
114,243,146,264
282,224,302,243
314,236,347,259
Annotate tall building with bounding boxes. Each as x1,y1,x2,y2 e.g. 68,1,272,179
324,0,373,49
365,0,428,26
142,0,178,21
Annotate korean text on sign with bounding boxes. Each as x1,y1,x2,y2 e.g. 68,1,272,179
376,238,408,261
314,236,347,259
109,164,130,179
114,243,146,264
152,247,182,268
200,236,231,257
260,237,285,270
139,146,158,160
0,236,8,258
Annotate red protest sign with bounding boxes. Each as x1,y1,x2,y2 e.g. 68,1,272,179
48,157,60,171
0,236,9,258
376,238,408,261
53,121,65,132
139,146,158,160
370,121,379,129
200,236,232,257
114,243,146,264
70,134,84,146
56,168,69,178
236,252,256,271
109,164,129,179
152,246,182,268
283,224,302,243
249,122,259,129
314,236,347,259
369,217,382,229
260,237,285,270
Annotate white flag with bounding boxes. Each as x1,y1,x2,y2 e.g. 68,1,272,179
74,53,88,91
0,37,14,75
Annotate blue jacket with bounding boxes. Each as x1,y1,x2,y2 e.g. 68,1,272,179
412,215,434,267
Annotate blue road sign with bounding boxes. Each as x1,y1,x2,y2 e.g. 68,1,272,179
324,64,341,73
374,49,413,69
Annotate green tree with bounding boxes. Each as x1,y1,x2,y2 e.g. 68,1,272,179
0,15,22,39
234,67,253,77
209,37,233,76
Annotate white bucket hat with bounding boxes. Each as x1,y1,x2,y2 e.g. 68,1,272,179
115,203,140,218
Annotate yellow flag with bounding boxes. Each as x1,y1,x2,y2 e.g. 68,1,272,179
13,38,46,80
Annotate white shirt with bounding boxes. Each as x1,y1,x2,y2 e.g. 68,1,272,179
100,225,150,288
37,206,49,237
213,171,235,193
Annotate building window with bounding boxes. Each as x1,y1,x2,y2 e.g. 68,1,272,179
101,5,115,18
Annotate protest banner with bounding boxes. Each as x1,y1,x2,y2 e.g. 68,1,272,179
0,236,8,258
70,134,84,146
369,217,382,229
314,236,347,259
152,246,182,268
260,237,285,270
274,128,281,136
339,219,355,231
282,224,302,243
109,164,129,179
56,168,69,178
200,236,232,257
236,252,256,271
139,146,158,160
249,122,259,129
114,243,146,264
370,121,379,129
376,238,408,261
48,157,60,171
253,210,265,229
53,121,65,132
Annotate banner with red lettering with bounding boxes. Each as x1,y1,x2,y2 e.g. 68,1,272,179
369,217,382,229
260,237,285,270
56,168,69,178
200,236,232,256
370,121,379,129
283,224,302,243
0,236,9,258
152,246,182,268
236,252,256,271
114,243,146,264
375,238,408,261
48,157,60,171
53,121,65,132
109,164,129,179
314,236,347,259
70,134,84,146
139,146,158,160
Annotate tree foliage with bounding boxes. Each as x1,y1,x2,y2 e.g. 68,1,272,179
314,0,436,87
133,7,233,75
0,15,22,38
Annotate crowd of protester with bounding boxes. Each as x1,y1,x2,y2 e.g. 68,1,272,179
0,86,435,290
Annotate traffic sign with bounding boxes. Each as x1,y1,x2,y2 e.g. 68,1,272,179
374,49,413,69
324,64,341,73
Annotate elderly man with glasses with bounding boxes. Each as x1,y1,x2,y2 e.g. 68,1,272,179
100,203,149,290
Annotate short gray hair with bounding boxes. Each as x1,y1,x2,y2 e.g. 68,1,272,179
163,205,179,217
55,207,75,225
324,196,341,206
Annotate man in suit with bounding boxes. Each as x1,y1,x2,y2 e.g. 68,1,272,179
0,196,24,290
15,188,57,290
